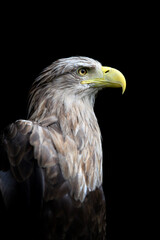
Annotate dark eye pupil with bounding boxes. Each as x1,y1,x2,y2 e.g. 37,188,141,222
78,68,87,75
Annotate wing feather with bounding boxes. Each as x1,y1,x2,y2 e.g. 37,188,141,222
0,120,69,202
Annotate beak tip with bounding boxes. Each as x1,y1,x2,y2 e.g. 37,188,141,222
122,81,126,94
102,66,126,94
122,85,126,94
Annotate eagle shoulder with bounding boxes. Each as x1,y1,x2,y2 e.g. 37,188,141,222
0,120,34,181
0,119,70,201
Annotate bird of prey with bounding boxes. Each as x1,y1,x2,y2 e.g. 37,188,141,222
0,56,126,240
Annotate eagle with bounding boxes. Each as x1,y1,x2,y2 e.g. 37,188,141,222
0,56,126,240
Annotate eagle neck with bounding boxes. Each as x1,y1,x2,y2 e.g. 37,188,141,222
56,95,96,133
29,92,103,202
55,96,103,201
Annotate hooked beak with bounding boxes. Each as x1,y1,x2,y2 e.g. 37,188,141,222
81,66,126,94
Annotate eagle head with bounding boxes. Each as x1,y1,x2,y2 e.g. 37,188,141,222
28,56,126,119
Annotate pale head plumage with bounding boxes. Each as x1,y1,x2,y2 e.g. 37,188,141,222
28,56,103,120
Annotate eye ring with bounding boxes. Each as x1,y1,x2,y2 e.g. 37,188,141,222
78,68,88,76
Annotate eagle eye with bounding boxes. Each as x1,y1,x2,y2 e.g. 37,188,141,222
78,68,88,76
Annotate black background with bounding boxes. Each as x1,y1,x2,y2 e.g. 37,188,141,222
0,2,155,240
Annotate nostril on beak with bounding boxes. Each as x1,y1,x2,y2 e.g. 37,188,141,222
105,70,109,73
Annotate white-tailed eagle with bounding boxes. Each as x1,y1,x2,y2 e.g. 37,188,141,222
0,56,126,240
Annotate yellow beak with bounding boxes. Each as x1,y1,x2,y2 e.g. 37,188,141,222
81,66,126,94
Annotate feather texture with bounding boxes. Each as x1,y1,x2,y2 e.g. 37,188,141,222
0,56,106,239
